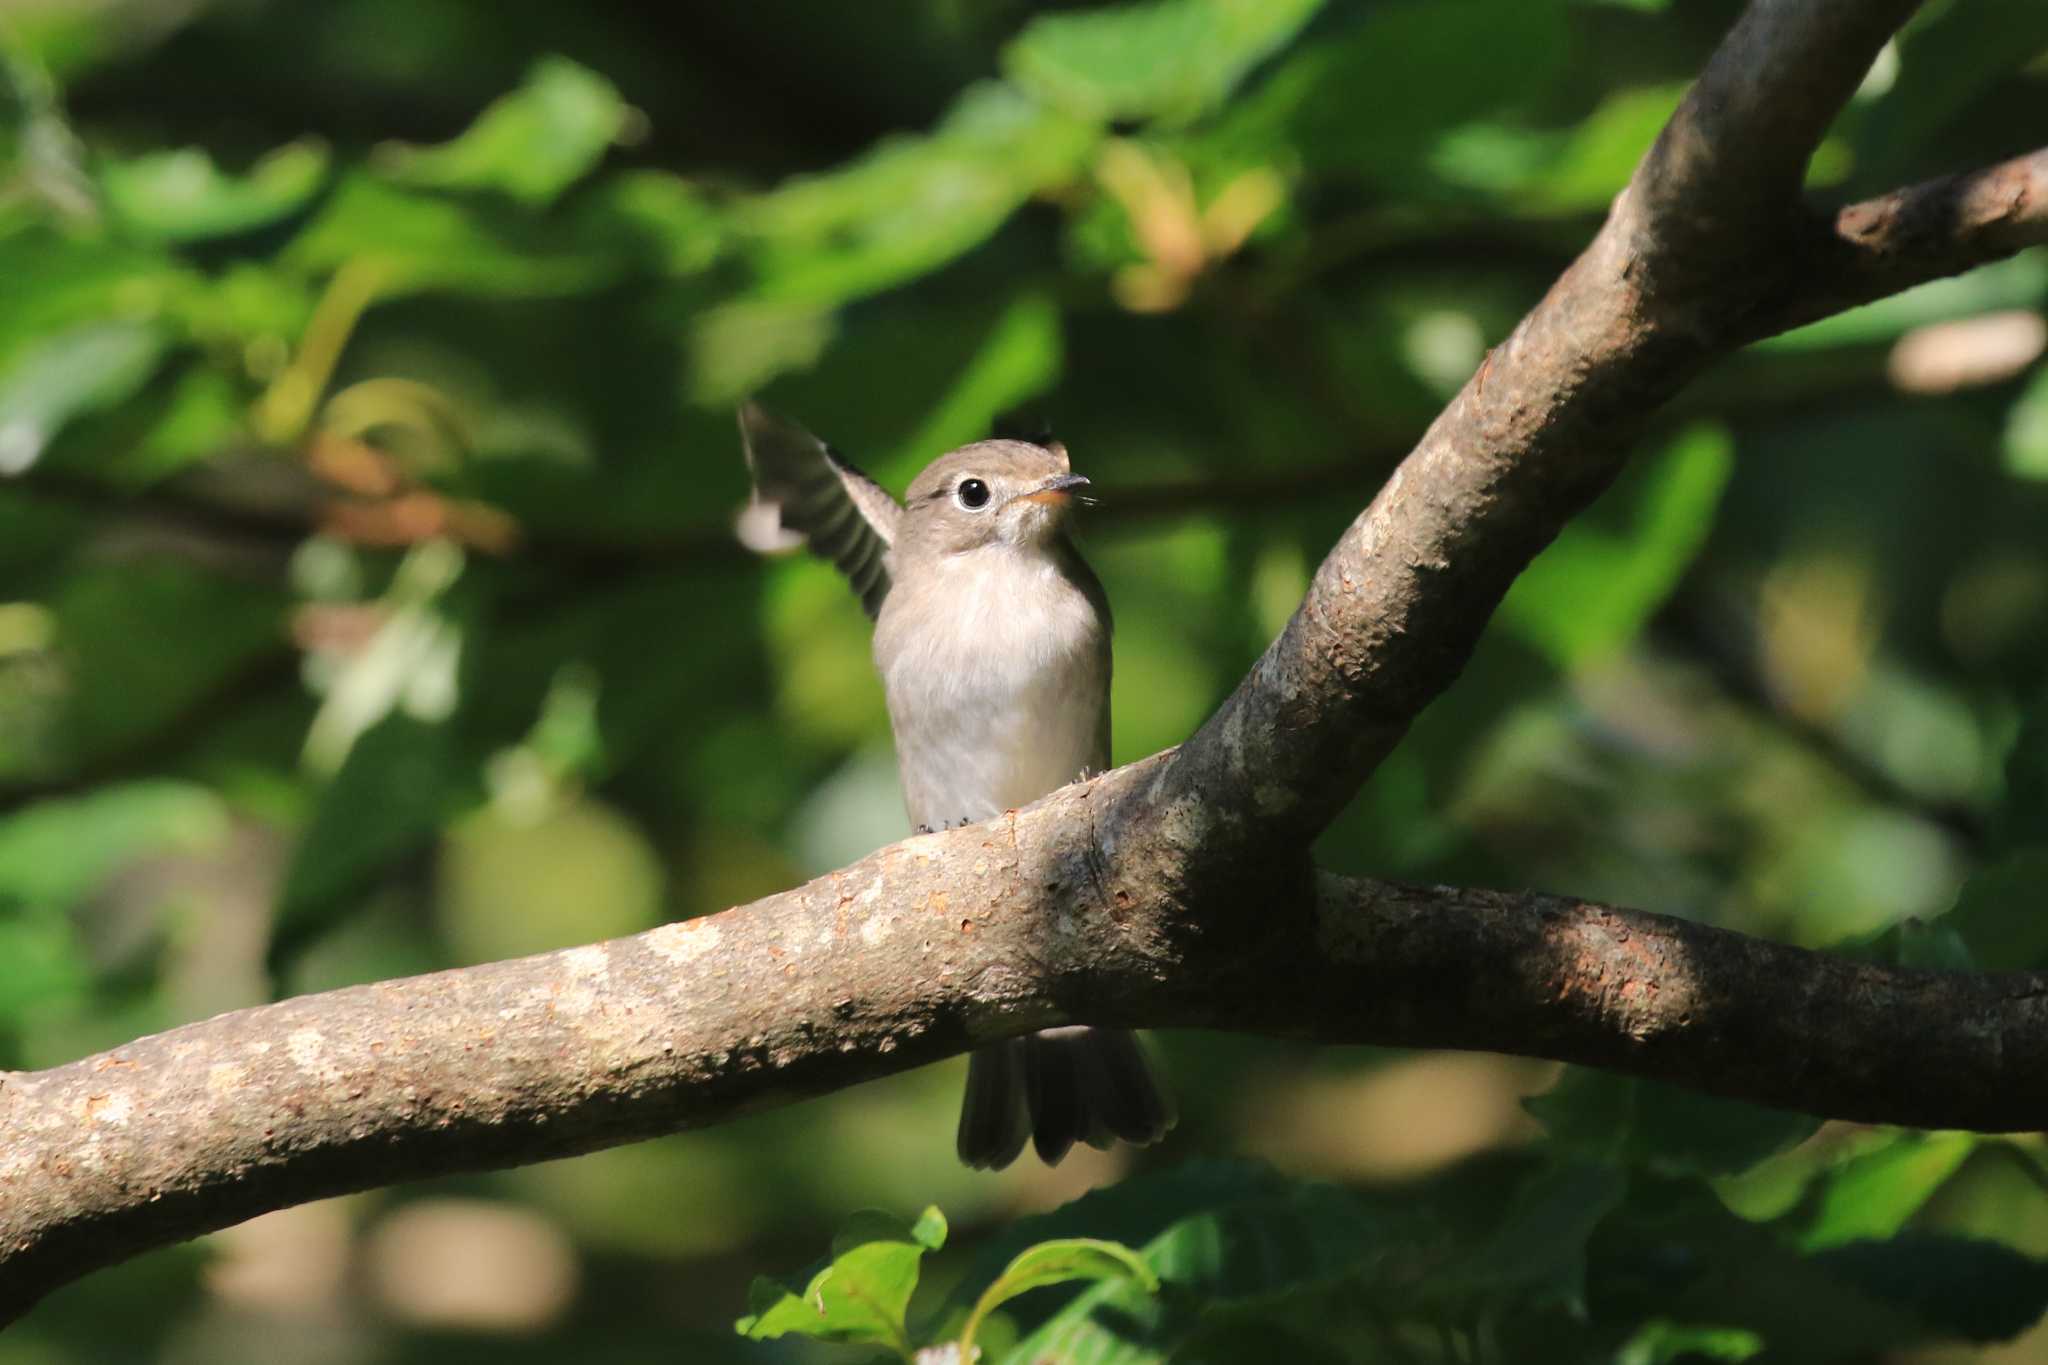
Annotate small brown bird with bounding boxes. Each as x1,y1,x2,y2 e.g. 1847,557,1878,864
739,403,1174,1169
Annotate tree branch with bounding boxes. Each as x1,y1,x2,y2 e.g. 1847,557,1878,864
1151,110,2045,850
10,0,2048,1325
1633,0,1922,274
9,761,2046,1322
1775,146,2048,334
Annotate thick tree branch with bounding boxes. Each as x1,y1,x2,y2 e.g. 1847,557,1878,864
1633,0,1922,274
9,761,2046,1322
12,0,2048,1326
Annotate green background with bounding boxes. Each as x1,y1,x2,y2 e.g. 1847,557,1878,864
3,0,2047,1360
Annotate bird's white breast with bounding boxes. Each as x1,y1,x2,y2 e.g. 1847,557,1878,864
873,546,1108,831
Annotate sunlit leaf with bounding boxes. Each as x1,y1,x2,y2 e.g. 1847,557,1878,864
100,140,329,243
739,83,1097,305
1004,0,1325,125
736,1205,946,1349
885,291,1063,467
581,170,724,276
0,320,170,475
0,231,185,361
0,780,227,911
0,781,227,1021
958,1238,1156,1358
2005,362,2048,481
1500,424,1733,669
285,174,616,297
943,1160,1306,1312
1526,82,1688,212
684,296,836,406
377,57,630,205
1617,1320,1763,1364
1800,1131,1978,1250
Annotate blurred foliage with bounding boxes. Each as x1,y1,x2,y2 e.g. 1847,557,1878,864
1,0,2046,1361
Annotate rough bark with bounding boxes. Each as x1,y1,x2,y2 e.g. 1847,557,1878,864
12,763,2048,1321
7,0,2048,1327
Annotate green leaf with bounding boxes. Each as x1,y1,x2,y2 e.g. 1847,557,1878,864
735,1205,946,1353
1004,0,1326,125
1423,1158,1625,1312
0,320,170,475
50,558,287,768
1944,848,2048,969
0,913,91,1018
1616,1320,1763,1365
1854,2,2048,189
1838,915,1976,972
884,291,1063,468
1240,0,1569,180
377,57,630,205
0,780,227,912
942,1160,1306,1314
1813,1234,2048,1344
99,140,329,243
1525,82,1688,212
1528,1068,1822,1178
959,1238,1157,1358
0,780,228,1020
0,231,184,364
270,714,471,975
1800,1131,1978,1250
999,1159,1619,1363
579,170,724,276
101,363,245,484
2005,362,2048,481
739,83,1097,306
1500,424,1734,668
284,173,615,297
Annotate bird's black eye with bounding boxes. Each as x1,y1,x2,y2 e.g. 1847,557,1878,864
956,478,991,510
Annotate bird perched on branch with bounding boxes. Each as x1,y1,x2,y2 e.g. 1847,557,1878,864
738,402,1174,1170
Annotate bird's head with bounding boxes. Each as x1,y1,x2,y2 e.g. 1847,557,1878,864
899,438,1091,557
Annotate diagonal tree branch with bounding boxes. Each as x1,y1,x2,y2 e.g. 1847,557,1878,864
9,0,2048,1328
1148,25,2041,848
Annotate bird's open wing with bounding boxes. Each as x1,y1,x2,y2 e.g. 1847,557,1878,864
738,402,901,618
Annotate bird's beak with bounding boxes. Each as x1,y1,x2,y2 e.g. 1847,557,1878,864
1018,473,1091,506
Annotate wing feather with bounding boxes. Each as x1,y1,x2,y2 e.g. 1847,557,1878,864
738,402,901,618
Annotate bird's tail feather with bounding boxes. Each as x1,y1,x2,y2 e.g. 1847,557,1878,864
956,1027,1174,1170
